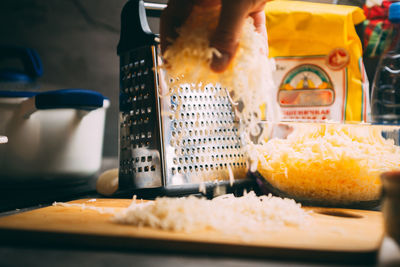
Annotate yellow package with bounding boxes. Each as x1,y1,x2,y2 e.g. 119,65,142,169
265,1,370,122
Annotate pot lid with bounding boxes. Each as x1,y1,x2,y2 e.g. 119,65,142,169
0,90,37,98
0,89,109,110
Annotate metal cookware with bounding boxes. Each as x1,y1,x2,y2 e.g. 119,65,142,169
0,89,109,186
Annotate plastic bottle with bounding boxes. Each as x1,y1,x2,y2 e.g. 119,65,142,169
371,2,400,124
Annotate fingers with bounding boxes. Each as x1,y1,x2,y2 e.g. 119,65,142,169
160,0,194,54
250,11,268,55
250,11,267,41
210,2,248,72
161,0,268,73
210,0,268,72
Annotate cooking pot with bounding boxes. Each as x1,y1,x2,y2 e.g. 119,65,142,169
0,89,109,186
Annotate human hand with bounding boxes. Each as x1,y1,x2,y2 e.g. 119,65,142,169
160,0,268,73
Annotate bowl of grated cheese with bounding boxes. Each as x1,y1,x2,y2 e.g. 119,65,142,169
249,122,400,209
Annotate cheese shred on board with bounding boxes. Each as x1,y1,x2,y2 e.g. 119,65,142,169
255,124,400,204
113,191,311,235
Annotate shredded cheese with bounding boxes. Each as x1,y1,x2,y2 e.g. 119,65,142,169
255,124,400,204
162,5,277,141
113,191,311,236
53,202,116,214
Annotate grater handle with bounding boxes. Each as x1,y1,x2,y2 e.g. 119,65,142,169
143,2,166,17
117,0,160,54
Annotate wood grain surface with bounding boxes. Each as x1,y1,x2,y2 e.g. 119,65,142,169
0,198,384,264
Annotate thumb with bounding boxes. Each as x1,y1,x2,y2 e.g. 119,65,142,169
210,3,247,73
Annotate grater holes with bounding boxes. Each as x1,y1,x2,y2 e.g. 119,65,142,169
167,84,245,178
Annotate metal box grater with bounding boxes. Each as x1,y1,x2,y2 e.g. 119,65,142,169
117,0,252,196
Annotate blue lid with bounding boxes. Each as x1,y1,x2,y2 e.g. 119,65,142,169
0,46,43,83
389,2,400,23
0,70,32,83
0,89,108,110
0,90,37,98
35,89,107,110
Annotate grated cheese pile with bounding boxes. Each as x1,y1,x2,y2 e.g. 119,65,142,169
113,191,310,236
53,201,116,215
162,5,277,137
255,124,400,204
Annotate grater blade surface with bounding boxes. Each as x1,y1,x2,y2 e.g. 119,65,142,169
119,45,163,189
119,43,249,192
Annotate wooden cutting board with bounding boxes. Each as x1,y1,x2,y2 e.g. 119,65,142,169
0,198,384,264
